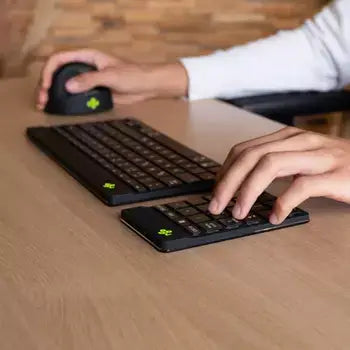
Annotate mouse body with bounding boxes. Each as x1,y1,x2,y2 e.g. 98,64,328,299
44,62,113,116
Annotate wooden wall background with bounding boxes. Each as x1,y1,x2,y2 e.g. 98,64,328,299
1,0,329,77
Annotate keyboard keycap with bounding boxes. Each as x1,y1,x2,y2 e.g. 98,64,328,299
186,197,207,206
176,173,200,184
160,177,183,187
189,167,206,174
155,205,168,213
219,218,241,229
188,213,211,224
167,202,189,210
177,207,200,217
256,210,271,221
184,224,202,237
199,172,216,181
245,214,263,226
200,161,219,168
197,203,209,212
199,221,223,234
164,210,181,220
176,218,191,226
145,182,166,191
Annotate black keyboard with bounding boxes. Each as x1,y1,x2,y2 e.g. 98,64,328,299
27,118,220,206
121,193,309,252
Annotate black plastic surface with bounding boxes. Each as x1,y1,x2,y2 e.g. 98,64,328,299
121,195,310,253
26,119,218,206
44,62,113,116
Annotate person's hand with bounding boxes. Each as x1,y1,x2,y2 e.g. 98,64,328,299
36,49,188,110
209,127,350,224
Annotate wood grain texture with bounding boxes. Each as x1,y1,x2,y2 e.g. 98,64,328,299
1,0,329,76
1,74,350,350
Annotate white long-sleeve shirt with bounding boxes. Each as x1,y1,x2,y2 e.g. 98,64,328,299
180,0,350,101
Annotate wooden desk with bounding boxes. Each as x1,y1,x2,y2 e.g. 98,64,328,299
1,75,350,350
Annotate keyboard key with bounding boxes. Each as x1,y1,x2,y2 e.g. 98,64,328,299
200,161,219,168
132,183,147,193
167,202,189,210
176,173,200,184
199,172,216,181
192,155,209,163
155,205,168,213
189,167,206,174
139,177,157,185
198,221,223,234
251,203,266,212
182,162,197,169
160,177,183,187
245,214,264,226
177,207,200,217
145,182,166,191
210,211,229,220
131,171,148,179
197,203,209,212
152,170,169,178
163,210,181,220
256,210,271,221
186,197,207,206
184,224,202,237
167,167,185,175
176,218,191,226
219,218,241,229
188,213,211,224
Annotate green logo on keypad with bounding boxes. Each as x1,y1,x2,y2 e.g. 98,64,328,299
87,97,100,110
103,182,116,190
158,229,173,237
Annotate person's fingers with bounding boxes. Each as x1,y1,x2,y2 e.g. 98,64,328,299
65,70,116,93
271,173,335,224
37,88,47,110
216,127,302,182
210,132,327,215
234,149,340,220
41,50,99,90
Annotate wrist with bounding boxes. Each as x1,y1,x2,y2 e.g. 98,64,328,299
145,62,189,98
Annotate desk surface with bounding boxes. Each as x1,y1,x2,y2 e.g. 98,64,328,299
1,75,350,350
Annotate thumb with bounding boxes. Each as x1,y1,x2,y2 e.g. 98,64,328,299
65,70,113,93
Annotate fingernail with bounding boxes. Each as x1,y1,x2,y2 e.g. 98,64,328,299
269,213,279,225
209,199,220,214
66,80,79,92
233,204,241,219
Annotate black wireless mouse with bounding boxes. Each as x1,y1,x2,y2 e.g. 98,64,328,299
44,62,113,116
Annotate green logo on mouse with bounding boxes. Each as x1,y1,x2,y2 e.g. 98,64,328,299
103,182,115,190
87,97,100,110
158,229,173,237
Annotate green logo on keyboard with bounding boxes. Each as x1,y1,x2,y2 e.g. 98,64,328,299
103,182,116,190
87,97,100,110
158,229,173,237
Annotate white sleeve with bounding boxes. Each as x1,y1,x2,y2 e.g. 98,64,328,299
180,0,350,101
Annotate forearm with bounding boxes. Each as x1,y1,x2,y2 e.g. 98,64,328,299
180,0,350,100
